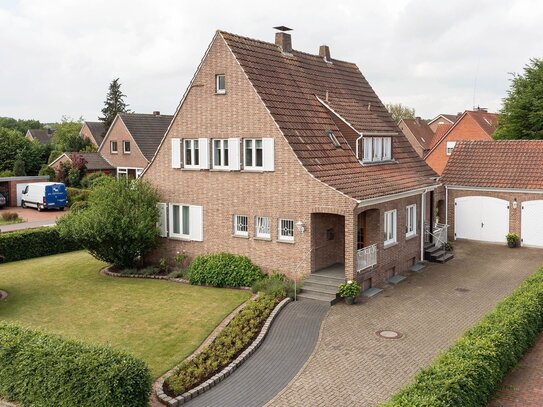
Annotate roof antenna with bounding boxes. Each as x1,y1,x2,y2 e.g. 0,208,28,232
472,59,480,110
325,90,329,102
367,103,372,111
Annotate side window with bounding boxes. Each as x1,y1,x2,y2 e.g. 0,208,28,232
216,74,226,94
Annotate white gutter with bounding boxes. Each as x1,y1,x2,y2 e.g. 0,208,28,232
357,185,440,208
355,133,363,159
445,186,449,227
421,189,427,260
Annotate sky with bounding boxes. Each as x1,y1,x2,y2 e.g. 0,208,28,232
1,0,542,123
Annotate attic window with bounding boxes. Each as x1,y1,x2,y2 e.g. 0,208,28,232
327,130,341,148
362,137,392,163
216,74,226,94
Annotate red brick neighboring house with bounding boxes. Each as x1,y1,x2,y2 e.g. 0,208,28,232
442,140,543,247
425,109,498,175
49,152,115,176
0,176,50,207
25,128,54,144
399,117,435,158
98,112,173,178
80,121,106,148
427,113,460,133
143,29,440,290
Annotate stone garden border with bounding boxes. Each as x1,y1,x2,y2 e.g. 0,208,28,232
156,297,292,406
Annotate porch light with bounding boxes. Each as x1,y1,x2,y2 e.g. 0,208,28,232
513,198,518,209
296,221,305,234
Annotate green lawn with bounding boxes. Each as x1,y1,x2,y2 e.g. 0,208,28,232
0,251,250,378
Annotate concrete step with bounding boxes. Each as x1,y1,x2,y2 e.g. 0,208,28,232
303,277,342,290
425,245,442,255
302,282,340,296
306,273,345,286
362,287,383,298
410,262,427,273
436,252,454,263
430,250,446,260
388,274,407,285
297,291,337,305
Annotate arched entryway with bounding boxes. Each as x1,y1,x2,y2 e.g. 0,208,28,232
311,213,345,273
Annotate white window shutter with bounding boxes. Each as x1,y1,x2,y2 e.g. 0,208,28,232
168,204,174,237
383,137,392,160
171,138,181,168
228,138,240,170
198,138,209,169
190,205,203,241
262,138,275,171
363,137,372,161
157,203,167,237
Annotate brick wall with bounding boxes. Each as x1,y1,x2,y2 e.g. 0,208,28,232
312,213,345,271
99,120,148,169
398,122,425,158
80,123,99,148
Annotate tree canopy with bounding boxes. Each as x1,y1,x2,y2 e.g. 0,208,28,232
386,103,416,124
0,128,50,175
51,116,88,152
494,58,543,140
0,117,43,135
100,78,131,131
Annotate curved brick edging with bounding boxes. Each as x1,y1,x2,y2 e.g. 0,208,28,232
0,290,8,300
156,297,292,406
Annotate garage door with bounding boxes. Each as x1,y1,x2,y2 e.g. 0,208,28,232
455,196,509,243
16,184,28,206
521,200,543,247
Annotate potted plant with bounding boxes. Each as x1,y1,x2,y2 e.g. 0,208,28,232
338,280,361,305
506,233,520,248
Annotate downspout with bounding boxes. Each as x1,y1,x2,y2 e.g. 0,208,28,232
421,189,427,261
445,185,449,229
356,133,363,160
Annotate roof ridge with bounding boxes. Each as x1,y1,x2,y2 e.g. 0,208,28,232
119,112,173,117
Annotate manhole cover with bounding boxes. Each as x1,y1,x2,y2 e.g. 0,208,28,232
0,290,7,300
376,330,403,339
455,288,470,293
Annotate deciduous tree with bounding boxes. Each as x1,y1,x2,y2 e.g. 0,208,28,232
386,103,416,124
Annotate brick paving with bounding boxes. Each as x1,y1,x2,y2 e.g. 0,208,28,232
267,241,543,407
489,333,543,407
183,301,328,407
0,207,66,232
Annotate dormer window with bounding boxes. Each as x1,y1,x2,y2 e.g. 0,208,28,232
216,74,226,94
362,137,392,163
327,130,341,148
446,141,456,155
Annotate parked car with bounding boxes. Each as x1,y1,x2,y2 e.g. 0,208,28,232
21,182,67,211
0,192,5,209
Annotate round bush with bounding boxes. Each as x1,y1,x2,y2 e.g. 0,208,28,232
187,252,264,287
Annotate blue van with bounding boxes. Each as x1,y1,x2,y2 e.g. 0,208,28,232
21,182,67,211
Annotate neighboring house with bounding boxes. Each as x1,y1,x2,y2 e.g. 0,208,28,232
25,128,54,144
399,117,435,157
98,112,173,178
142,29,439,290
427,113,460,133
49,152,115,175
0,176,50,207
425,109,498,175
80,121,106,148
442,140,543,248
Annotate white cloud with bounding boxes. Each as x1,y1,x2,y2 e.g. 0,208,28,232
1,0,542,122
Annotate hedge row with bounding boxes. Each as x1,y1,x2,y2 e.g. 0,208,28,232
188,252,265,287
0,323,152,407
383,268,543,407
0,227,81,263
165,295,278,396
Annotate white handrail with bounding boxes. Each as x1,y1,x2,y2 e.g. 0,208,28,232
357,244,377,272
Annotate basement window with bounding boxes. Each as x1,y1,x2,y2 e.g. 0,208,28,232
216,74,226,94
327,130,341,148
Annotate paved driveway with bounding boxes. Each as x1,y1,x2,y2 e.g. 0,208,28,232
267,241,543,407
0,208,66,233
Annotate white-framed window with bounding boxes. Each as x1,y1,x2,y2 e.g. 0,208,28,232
384,209,397,246
135,168,144,178
327,130,341,148
216,74,226,94
169,204,203,241
406,204,417,238
157,203,167,237
233,214,249,237
446,141,456,155
278,218,294,242
213,139,229,169
110,141,118,154
255,216,271,239
362,137,392,163
123,140,131,154
244,139,263,169
117,167,128,178
184,139,200,168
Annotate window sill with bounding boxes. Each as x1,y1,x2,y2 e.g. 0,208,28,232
241,168,265,173
277,239,295,244
210,168,234,172
168,236,191,241
361,159,397,166
111,152,118,154
405,233,418,241
254,236,272,241
383,241,398,249
215,91,226,95
232,234,249,239
183,167,204,171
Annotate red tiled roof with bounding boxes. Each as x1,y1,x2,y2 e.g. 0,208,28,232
442,140,543,190
428,123,453,150
465,110,498,136
428,113,461,125
220,31,437,201
401,118,435,150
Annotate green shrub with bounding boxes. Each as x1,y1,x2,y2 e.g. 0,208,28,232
66,187,91,207
252,272,299,299
188,252,264,287
0,227,81,263
1,211,19,222
165,295,278,396
38,164,55,179
81,172,112,189
0,170,14,177
383,268,543,407
0,323,151,407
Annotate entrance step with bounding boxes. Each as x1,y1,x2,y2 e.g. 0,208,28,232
362,287,383,298
410,262,427,273
305,273,345,286
435,252,454,263
299,272,344,305
302,282,340,296
297,291,338,305
429,250,446,261
387,274,407,285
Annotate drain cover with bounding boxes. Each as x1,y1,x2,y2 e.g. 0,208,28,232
455,288,470,293
376,330,402,339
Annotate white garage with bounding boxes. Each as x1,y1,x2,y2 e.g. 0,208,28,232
454,196,510,244
16,183,29,206
521,200,543,247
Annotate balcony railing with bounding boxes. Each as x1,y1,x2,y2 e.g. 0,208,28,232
357,244,377,272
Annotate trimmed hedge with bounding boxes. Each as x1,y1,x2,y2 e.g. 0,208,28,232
188,252,264,287
383,268,543,407
0,323,152,407
0,227,81,263
165,295,278,396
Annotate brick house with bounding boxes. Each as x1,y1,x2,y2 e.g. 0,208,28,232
425,109,498,175
98,112,173,178
0,176,50,207
142,29,440,291
80,121,106,148
49,152,115,176
427,113,460,133
25,128,54,144
442,140,543,248
399,117,435,158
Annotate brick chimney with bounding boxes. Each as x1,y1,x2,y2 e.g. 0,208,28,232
153,111,160,116
273,26,293,53
319,45,331,61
